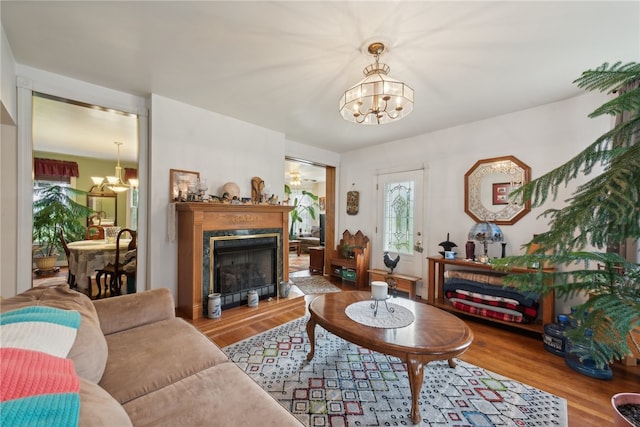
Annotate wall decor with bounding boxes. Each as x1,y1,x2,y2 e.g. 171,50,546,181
318,197,326,212
464,155,531,225
346,191,359,215
492,182,511,205
170,169,200,201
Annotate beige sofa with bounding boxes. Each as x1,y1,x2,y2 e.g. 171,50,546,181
298,226,321,253
1,285,302,427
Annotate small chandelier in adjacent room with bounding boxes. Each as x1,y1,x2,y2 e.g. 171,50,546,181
339,42,414,125
289,171,301,187
91,141,133,193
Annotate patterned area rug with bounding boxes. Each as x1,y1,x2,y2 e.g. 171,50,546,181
224,317,568,427
290,276,341,295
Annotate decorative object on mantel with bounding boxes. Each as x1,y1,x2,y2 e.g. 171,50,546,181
339,41,414,125
383,251,400,274
438,233,458,258
346,184,359,215
468,220,503,263
170,169,200,201
250,177,264,204
222,182,240,200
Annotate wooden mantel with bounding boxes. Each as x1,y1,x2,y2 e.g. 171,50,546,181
175,202,293,319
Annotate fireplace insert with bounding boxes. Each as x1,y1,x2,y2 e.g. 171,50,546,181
209,233,279,309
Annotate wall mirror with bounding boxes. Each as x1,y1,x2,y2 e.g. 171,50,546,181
464,155,531,225
87,187,118,226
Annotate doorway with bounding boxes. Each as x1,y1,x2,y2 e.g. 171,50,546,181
285,158,334,277
374,169,424,278
31,92,139,289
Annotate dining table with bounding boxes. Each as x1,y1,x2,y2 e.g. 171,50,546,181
67,239,132,296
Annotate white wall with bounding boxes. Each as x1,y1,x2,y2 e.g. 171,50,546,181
1,25,17,122
148,95,340,301
338,92,610,313
0,24,17,297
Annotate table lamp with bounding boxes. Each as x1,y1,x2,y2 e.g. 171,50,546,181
468,221,503,261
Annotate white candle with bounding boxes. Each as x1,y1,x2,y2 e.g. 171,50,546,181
371,281,388,300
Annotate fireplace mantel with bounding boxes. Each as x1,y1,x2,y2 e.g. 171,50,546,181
175,202,293,319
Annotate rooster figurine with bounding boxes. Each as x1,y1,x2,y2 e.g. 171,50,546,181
383,252,400,274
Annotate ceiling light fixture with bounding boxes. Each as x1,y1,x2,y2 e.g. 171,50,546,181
91,141,133,193
339,42,414,125
289,171,301,187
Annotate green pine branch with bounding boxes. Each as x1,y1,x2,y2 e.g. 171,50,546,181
493,62,639,369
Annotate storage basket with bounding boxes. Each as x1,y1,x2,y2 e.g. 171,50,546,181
342,268,356,281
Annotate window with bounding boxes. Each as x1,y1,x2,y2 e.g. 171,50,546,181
383,181,414,255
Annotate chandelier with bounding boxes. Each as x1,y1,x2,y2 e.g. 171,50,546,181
289,171,301,187
91,141,136,193
339,42,414,125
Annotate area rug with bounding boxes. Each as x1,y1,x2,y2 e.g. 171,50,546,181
224,317,568,427
289,253,310,273
290,276,341,295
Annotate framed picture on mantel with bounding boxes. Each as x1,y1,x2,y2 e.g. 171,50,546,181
170,169,199,201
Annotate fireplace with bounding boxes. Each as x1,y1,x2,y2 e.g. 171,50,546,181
208,232,279,309
176,203,293,319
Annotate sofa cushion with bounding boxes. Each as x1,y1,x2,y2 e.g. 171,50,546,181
122,362,302,427
99,317,229,405
79,377,132,427
0,285,108,383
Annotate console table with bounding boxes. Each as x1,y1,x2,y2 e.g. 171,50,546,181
427,256,555,333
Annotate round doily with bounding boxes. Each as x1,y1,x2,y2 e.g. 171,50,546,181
345,300,415,329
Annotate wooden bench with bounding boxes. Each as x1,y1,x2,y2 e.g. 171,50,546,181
368,269,421,300
329,230,370,290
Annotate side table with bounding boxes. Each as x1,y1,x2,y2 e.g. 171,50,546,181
308,246,324,275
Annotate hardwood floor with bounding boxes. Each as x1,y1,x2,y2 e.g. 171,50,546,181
187,273,639,426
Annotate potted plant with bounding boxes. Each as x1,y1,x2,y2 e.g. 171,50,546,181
493,62,639,367
284,184,319,238
32,184,93,270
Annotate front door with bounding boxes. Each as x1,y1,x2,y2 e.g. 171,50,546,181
374,169,424,277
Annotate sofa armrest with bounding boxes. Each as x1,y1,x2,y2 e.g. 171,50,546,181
93,288,176,336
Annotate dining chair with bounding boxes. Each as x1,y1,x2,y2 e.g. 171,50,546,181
86,224,105,240
95,228,137,298
58,227,76,288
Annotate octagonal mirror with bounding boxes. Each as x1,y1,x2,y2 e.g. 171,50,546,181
464,155,531,225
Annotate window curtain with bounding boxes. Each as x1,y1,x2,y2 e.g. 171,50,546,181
34,158,79,181
124,168,137,181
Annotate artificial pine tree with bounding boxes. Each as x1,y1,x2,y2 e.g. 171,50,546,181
494,62,640,368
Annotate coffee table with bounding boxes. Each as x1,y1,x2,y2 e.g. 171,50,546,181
306,291,473,424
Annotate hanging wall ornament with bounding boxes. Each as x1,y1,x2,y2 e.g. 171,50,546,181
347,185,359,215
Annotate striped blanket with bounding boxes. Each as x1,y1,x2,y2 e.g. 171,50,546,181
0,306,81,426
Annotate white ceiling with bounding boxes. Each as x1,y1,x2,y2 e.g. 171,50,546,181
2,1,639,159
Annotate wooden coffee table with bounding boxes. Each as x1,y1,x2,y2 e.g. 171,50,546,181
306,291,473,424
